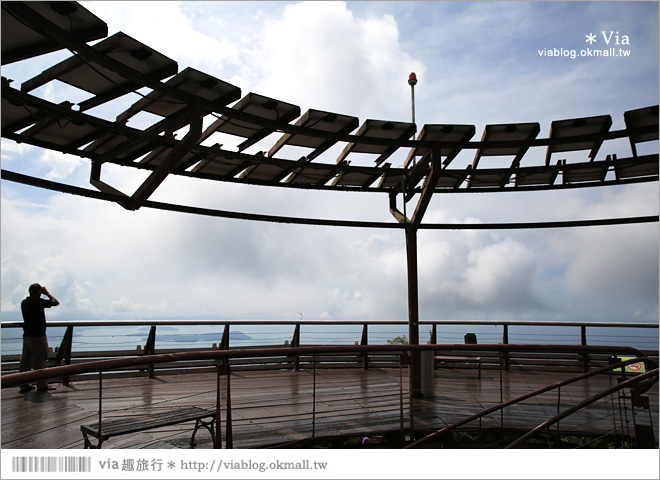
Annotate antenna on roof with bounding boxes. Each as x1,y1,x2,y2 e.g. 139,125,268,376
408,72,417,125
408,72,418,165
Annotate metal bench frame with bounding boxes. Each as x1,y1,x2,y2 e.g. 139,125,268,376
81,406,216,449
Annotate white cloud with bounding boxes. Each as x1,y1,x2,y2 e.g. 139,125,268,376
38,150,87,181
2,1,657,327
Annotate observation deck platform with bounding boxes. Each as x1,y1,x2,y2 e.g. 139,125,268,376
2,366,657,449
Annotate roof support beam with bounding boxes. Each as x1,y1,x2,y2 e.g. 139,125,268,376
126,101,203,210
401,149,442,399
410,149,443,229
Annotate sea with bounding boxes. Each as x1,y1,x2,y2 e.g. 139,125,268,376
1,320,658,356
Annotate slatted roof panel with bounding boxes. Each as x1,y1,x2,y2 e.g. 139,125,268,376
240,161,291,183
138,144,202,173
544,114,612,164
116,67,241,123
1,1,657,202
624,105,659,155
561,160,610,184
285,161,338,186
82,130,132,156
200,92,301,152
16,106,103,150
332,164,391,188
191,148,252,178
336,119,416,166
268,109,359,161
468,169,513,189
1,80,38,131
613,154,659,180
379,170,407,189
1,1,108,65
20,32,179,113
514,163,561,187
472,122,541,166
433,168,471,190
404,124,476,168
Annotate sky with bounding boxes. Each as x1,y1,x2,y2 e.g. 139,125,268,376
1,1,659,325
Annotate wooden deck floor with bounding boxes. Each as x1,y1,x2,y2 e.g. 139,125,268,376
2,367,657,449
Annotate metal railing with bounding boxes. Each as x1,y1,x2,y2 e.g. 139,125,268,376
405,356,659,448
2,343,657,449
2,319,658,383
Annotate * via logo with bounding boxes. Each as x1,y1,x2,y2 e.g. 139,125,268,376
586,31,630,45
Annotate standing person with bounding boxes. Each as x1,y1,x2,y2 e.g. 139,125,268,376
18,283,59,392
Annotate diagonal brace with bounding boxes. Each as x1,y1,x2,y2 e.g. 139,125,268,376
126,101,204,210
410,149,443,229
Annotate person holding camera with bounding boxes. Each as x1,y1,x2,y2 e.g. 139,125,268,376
18,283,60,392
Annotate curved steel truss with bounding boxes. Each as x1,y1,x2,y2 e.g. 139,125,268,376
1,1,658,228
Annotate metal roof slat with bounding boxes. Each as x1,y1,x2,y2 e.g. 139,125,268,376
336,119,416,166
514,161,561,187
469,123,540,188
561,159,611,184
2,1,108,65
544,114,612,165
21,32,179,113
404,124,476,168
613,154,659,180
116,67,241,123
624,105,659,157
201,93,301,152
267,109,359,161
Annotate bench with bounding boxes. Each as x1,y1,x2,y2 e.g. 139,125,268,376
434,355,482,379
81,406,216,449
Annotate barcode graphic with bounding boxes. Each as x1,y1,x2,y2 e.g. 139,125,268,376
12,456,91,473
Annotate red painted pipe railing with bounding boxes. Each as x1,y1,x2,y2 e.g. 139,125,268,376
1,343,655,388
405,356,659,448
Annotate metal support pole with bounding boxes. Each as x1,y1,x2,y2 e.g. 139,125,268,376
361,324,369,370
399,354,405,445
55,326,74,385
408,72,417,165
224,359,233,449
581,325,589,372
406,226,421,398
292,324,301,371
214,363,222,449
502,324,510,371
98,371,103,440
144,325,156,378
312,353,317,439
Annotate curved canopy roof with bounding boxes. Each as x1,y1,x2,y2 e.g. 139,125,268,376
2,1,658,228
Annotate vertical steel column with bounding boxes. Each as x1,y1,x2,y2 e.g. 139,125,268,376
220,324,230,350
224,359,233,449
399,354,405,445
581,325,589,372
292,324,301,371
144,325,157,378
55,326,74,385
214,363,222,449
312,353,317,439
98,371,103,441
407,226,421,398
361,324,369,370
502,324,510,371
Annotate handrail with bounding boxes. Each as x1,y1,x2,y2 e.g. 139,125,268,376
2,319,659,328
506,367,660,448
2,343,656,388
404,356,658,448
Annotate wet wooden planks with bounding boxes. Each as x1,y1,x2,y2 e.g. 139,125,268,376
1,367,657,449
